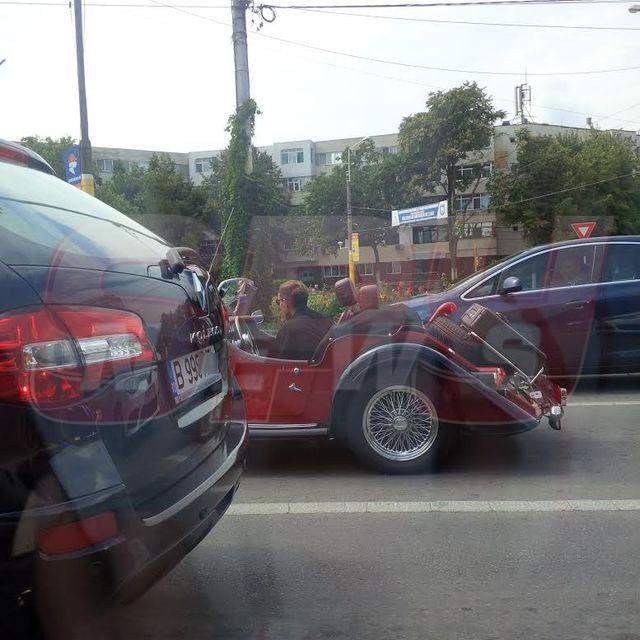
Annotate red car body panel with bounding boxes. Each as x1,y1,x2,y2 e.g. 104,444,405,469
229,323,557,433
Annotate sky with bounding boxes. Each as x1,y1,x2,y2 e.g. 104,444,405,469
1,0,639,153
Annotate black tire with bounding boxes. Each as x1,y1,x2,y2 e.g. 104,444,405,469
426,316,485,365
343,369,452,474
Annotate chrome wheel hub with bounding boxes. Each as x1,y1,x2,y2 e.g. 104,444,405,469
363,385,439,462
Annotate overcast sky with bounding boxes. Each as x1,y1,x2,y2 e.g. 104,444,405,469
1,0,639,153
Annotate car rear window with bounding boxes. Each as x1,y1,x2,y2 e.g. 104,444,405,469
0,163,169,272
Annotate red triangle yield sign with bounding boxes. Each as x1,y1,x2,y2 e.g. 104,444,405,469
571,221,596,239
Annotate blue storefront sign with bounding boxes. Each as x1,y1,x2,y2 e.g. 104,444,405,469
391,201,448,226
62,146,82,185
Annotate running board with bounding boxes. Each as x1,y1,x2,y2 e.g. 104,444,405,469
248,423,328,438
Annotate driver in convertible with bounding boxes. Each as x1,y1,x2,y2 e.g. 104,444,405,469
269,280,333,360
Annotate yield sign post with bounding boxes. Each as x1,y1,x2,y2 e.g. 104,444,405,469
571,221,596,239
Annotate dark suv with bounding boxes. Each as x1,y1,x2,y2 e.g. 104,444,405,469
405,237,640,378
0,141,247,637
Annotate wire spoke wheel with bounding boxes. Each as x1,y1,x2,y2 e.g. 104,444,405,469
363,385,439,462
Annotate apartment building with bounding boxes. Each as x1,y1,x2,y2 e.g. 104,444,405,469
93,122,640,288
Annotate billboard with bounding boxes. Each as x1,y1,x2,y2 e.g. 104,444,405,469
391,200,448,227
62,145,82,185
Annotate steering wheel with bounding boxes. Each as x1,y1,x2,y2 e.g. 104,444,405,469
234,316,260,356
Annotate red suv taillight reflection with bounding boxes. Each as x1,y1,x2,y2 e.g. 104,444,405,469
0,306,155,407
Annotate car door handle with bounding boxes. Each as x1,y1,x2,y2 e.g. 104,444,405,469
289,383,303,393
567,299,589,309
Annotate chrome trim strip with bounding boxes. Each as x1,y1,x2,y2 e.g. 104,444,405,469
248,422,319,430
250,425,328,438
461,240,640,302
142,421,246,526
177,381,227,429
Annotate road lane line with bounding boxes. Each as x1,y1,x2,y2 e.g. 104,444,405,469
568,400,640,407
227,499,640,516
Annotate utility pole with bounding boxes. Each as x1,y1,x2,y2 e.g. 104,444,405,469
346,152,355,283
73,0,94,194
231,0,252,173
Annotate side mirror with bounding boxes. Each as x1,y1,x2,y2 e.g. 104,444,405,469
500,276,522,295
251,309,264,325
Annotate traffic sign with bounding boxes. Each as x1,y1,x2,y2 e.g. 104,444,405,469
571,221,596,239
62,146,82,185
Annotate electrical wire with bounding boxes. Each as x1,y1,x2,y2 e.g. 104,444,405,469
259,0,632,9
292,7,640,31
6,0,639,77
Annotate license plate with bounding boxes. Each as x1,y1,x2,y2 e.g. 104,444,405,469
167,346,221,404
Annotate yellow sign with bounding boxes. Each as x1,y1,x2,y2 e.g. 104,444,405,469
350,232,360,262
73,174,95,196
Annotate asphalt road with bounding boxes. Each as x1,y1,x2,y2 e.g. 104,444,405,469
98,379,640,640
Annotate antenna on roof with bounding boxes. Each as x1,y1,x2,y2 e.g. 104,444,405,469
514,81,533,125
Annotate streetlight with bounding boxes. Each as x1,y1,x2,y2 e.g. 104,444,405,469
630,4,640,12
346,136,370,283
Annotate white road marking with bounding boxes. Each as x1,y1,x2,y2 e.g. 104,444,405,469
568,400,640,407
227,499,640,516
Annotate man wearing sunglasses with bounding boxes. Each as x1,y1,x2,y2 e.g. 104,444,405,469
269,280,333,361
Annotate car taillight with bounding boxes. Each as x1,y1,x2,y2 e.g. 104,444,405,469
37,512,119,556
0,144,29,167
0,306,154,407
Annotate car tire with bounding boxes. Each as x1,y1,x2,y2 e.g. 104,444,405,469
344,371,452,474
426,316,485,366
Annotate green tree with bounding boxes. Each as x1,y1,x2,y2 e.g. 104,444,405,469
489,130,640,245
301,140,420,283
201,121,291,316
95,160,144,220
399,82,505,280
19,135,76,177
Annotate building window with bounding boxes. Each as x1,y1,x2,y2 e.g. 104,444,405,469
413,225,448,244
461,221,495,239
456,163,492,181
388,261,402,275
195,157,213,173
358,263,374,276
137,159,150,170
281,148,304,165
286,177,303,192
323,265,348,278
97,158,114,173
329,152,342,165
456,194,490,211
316,152,327,166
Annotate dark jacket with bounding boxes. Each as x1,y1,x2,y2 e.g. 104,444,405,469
269,307,333,361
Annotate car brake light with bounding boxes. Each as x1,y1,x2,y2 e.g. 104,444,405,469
37,512,119,556
0,144,29,167
0,306,154,406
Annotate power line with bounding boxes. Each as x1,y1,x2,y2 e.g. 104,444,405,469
260,0,632,8
293,7,640,30
139,0,640,125
349,170,639,218
249,27,640,77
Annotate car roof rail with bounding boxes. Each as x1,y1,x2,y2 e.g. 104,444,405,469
0,139,55,175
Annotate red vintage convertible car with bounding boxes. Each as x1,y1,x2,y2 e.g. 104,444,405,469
221,278,566,474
